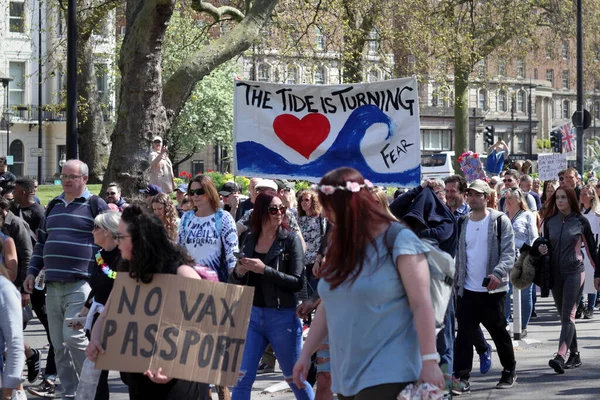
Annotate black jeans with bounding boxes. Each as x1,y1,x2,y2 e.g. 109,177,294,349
454,290,516,380
30,287,57,377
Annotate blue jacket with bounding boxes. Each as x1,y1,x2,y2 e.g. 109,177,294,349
389,186,457,257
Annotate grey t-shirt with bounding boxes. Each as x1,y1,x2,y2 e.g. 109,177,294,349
318,228,430,396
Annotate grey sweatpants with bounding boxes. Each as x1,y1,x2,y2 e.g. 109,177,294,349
551,271,585,357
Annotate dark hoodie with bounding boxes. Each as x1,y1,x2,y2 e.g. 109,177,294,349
389,186,457,257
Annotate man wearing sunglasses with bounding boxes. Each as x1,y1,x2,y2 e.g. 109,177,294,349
105,182,128,211
498,169,537,213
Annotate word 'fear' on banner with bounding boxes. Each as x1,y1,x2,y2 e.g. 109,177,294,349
233,77,421,187
96,274,254,386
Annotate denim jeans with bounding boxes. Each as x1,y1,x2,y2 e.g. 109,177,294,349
232,306,314,400
504,283,533,329
46,281,91,396
588,293,597,312
436,290,455,371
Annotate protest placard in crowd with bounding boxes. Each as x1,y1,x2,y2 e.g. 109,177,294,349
538,153,567,181
96,274,254,386
233,77,421,187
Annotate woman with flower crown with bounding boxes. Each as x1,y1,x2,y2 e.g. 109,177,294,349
293,167,444,399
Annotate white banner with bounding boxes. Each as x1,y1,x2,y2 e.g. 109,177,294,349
233,77,421,186
537,153,567,181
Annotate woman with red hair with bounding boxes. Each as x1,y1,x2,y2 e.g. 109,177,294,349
293,167,443,399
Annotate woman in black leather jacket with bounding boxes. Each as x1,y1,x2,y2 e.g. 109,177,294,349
229,193,314,400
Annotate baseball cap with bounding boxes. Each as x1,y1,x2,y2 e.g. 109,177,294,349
219,182,239,196
274,179,295,191
152,136,162,143
254,179,278,192
467,180,491,195
139,184,162,196
177,184,188,193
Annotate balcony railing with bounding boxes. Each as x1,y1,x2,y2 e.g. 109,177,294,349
3,104,114,123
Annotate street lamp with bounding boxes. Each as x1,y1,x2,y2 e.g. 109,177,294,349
0,72,13,157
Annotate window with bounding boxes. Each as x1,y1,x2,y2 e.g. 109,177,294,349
8,140,23,177
498,59,506,76
286,65,299,84
315,27,325,51
8,62,25,105
515,133,527,153
9,1,25,33
477,59,486,75
258,63,270,82
314,66,326,84
57,69,64,103
420,129,452,151
562,41,569,60
562,70,569,89
595,102,600,119
368,30,380,54
596,80,600,91
478,89,487,110
563,100,570,119
192,161,204,176
517,91,525,112
368,68,380,82
497,90,507,112
546,69,554,86
546,44,553,59
534,68,538,80
516,58,525,78
95,64,107,102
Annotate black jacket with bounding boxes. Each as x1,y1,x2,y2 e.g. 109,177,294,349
4,211,33,290
389,185,457,257
228,227,304,309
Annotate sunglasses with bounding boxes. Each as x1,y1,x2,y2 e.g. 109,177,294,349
503,178,514,183
106,191,117,196
268,205,287,215
189,188,206,196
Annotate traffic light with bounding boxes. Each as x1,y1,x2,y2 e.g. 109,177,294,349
550,130,562,153
484,125,495,147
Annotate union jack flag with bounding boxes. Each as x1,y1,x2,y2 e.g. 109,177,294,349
559,122,575,153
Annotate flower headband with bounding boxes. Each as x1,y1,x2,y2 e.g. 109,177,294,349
311,179,374,195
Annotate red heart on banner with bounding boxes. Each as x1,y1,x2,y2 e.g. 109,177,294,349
273,114,331,159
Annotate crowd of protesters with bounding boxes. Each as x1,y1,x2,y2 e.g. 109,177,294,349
2,135,600,400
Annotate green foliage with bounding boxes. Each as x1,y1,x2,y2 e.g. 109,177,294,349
162,8,240,167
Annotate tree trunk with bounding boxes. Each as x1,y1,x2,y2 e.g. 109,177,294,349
104,0,278,198
453,65,470,175
77,37,110,184
102,0,176,197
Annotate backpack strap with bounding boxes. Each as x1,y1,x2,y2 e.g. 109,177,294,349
44,197,60,218
384,222,405,256
89,195,100,218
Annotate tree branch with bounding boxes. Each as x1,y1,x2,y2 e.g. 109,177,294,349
192,1,245,22
162,0,278,119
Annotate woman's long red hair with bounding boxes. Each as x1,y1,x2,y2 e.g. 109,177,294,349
318,167,395,290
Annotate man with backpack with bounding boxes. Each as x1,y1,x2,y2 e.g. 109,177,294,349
23,160,108,399
454,180,517,391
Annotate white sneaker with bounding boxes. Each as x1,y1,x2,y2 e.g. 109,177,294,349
10,390,27,400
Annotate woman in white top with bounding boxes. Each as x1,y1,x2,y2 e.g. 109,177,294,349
178,174,239,283
504,188,538,337
579,184,600,318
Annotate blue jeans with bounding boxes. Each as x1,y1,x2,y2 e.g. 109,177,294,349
587,293,597,311
504,283,533,329
232,306,314,400
437,289,455,371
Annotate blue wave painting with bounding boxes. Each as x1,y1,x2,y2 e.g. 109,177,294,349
236,105,421,186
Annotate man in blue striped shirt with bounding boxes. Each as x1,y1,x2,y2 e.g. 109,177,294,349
24,160,108,398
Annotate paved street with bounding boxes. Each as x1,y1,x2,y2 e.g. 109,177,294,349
20,296,600,399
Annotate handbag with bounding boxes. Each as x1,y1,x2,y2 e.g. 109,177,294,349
23,304,34,324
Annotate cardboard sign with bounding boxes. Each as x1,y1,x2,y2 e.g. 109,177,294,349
96,274,254,386
233,77,421,187
537,153,567,181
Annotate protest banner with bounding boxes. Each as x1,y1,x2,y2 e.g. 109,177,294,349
537,153,567,181
233,77,421,187
96,274,254,386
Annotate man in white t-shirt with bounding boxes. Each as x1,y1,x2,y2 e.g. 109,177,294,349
454,180,517,391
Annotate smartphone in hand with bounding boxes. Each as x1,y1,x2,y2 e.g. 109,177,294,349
233,251,245,260
481,277,491,287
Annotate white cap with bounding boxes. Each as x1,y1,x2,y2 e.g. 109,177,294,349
254,179,278,191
